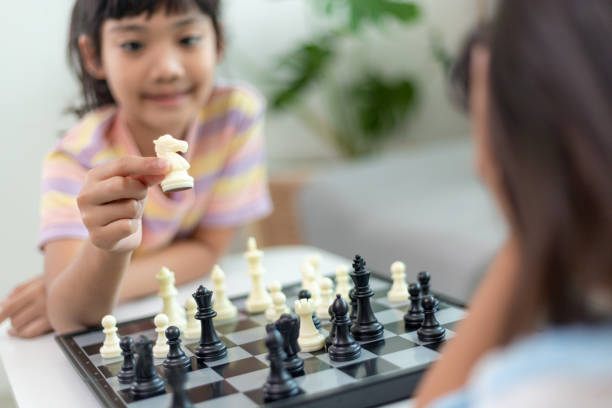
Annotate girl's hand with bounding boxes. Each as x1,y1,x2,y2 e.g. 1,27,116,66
0,275,52,338
77,156,169,253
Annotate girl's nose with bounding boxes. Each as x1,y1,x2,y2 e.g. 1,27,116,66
150,47,185,83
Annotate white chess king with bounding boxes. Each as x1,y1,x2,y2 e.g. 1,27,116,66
154,134,194,192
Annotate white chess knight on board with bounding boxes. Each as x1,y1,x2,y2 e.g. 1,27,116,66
153,134,194,192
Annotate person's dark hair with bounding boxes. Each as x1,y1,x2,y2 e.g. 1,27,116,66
68,0,223,117
452,0,612,342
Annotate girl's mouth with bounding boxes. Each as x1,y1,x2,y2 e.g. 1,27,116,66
143,88,193,107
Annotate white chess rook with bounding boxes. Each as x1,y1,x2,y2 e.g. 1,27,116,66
156,266,186,330
387,261,409,302
99,315,121,358
295,299,325,352
244,237,272,313
212,265,238,320
184,297,201,339
316,277,334,319
153,313,170,358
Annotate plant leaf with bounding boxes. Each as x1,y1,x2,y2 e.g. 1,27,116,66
346,0,420,30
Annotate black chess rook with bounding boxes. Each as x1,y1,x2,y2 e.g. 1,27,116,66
329,294,361,362
417,295,446,343
349,255,384,342
130,335,165,399
193,285,227,362
263,326,301,402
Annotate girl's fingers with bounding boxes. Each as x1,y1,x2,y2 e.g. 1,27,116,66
86,176,149,206
10,304,41,331
0,289,33,323
82,199,145,228
88,218,140,250
89,156,169,182
9,316,52,339
136,174,167,188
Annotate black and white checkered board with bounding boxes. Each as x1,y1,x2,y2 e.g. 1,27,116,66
56,274,467,408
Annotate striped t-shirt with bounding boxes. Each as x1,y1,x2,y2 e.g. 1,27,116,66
38,83,273,254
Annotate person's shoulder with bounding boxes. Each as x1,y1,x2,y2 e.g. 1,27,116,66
199,81,266,123
50,106,118,168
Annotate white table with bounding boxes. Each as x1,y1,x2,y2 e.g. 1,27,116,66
0,246,412,408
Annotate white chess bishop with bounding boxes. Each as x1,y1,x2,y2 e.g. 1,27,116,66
265,281,289,322
335,264,351,300
99,315,121,358
212,265,238,321
295,299,325,352
184,297,201,339
244,237,272,313
156,266,186,330
154,134,194,192
153,313,170,358
387,261,409,302
316,277,334,319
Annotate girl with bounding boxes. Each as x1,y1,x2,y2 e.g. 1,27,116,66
416,0,612,406
0,0,272,337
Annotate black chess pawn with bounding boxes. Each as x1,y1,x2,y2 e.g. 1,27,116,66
131,335,166,399
349,255,384,341
166,365,194,408
274,314,304,377
163,326,191,371
263,326,301,402
329,294,361,362
418,271,439,310
349,288,358,323
404,283,424,330
417,295,446,343
325,303,335,349
193,285,227,362
298,289,321,330
117,336,135,384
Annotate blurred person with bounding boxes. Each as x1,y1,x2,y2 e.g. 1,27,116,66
0,0,272,337
416,0,612,406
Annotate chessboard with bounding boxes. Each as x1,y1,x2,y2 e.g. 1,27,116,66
56,272,466,408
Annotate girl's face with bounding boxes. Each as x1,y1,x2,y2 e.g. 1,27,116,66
95,8,219,136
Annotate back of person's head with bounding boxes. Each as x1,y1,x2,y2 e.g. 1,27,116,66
68,0,222,116
454,0,612,340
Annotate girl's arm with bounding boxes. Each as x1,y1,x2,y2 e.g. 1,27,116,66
414,237,519,407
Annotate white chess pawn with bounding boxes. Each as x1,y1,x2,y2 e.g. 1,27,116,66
156,266,186,330
212,265,238,321
387,261,409,302
153,313,170,358
244,237,272,313
184,297,200,339
335,264,351,300
294,299,325,352
99,315,121,358
316,277,334,319
266,292,290,323
154,134,194,192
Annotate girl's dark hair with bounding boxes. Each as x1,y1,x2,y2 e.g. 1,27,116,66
453,0,612,341
68,0,223,117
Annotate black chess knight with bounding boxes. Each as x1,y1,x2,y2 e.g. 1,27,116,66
130,335,165,399
274,314,304,376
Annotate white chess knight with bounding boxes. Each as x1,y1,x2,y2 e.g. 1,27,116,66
265,281,289,322
156,266,187,330
99,315,121,358
301,262,321,306
387,261,409,302
153,313,170,358
335,264,352,300
184,297,201,339
316,277,334,319
266,292,290,323
295,299,325,352
212,265,237,321
154,134,194,192
244,237,272,313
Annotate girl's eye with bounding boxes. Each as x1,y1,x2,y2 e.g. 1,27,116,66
120,41,143,52
180,36,201,46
